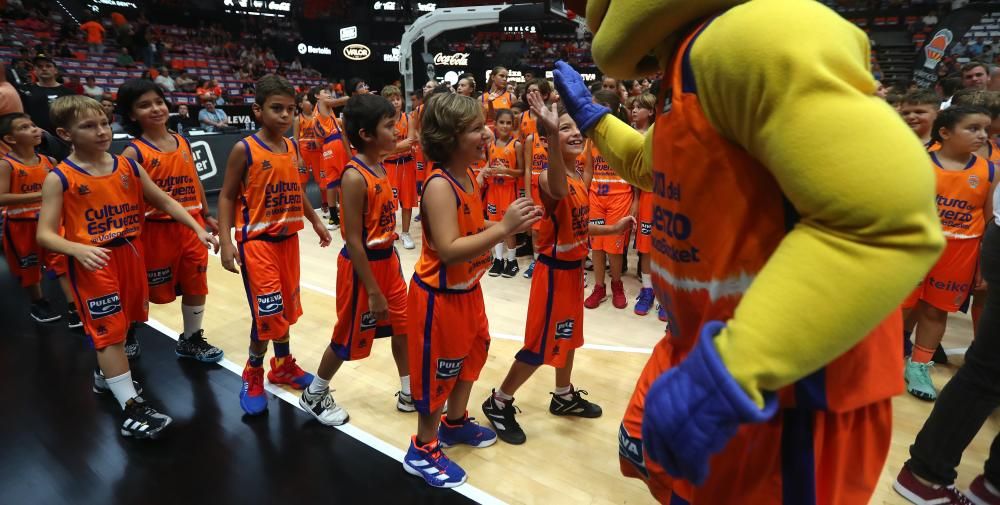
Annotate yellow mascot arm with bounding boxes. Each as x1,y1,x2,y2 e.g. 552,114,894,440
588,115,655,191
694,0,944,406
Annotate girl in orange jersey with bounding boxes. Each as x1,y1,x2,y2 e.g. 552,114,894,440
381,85,418,249
515,78,551,145
481,93,635,445
402,92,541,488
117,79,223,364
294,91,324,211
628,93,665,320
480,109,524,278
903,106,997,402
481,66,513,126
0,113,76,325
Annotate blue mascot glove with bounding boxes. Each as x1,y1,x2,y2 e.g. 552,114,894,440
552,60,610,133
642,321,778,485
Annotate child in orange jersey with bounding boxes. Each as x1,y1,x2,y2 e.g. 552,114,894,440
481,66,513,126
627,93,663,320
522,118,550,279
217,75,333,416
37,95,217,438
310,85,352,231
902,106,996,402
294,91,323,210
482,93,635,445
516,79,550,145
900,90,941,148
402,92,541,488
299,94,412,426
381,85,418,249
0,113,76,325
480,109,524,278
117,79,224,364
584,90,638,311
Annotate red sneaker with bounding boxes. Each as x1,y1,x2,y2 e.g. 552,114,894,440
969,475,1000,505
894,466,973,504
267,355,315,390
584,284,607,309
611,280,627,309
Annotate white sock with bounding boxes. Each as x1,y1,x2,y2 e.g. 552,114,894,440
554,385,572,398
506,247,516,261
641,273,652,289
181,304,205,339
400,375,411,395
533,252,538,260
308,375,330,395
494,388,514,407
106,370,138,409
494,243,504,259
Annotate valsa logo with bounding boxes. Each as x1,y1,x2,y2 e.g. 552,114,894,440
88,292,122,319
436,357,464,379
434,52,470,67
360,311,377,331
298,43,332,56
256,291,284,316
924,29,953,70
555,319,575,339
344,44,371,61
189,141,218,181
146,267,172,286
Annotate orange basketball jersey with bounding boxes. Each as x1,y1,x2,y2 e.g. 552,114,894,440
298,113,321,153
537,175,590,261
52,155,144,246
235,135,305,242
129,134,204,220
482,90,514,124
341,156,398,249
529,134,548,176
4,153,54,221
930,152,994,239
487,138,519,184
385,112,412,163
413,166,491,291
588,140,631,196
518,111,538,144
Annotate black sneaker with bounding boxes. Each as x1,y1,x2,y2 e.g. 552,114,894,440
29,299,61,323
175,330,224,363
120,397,172,439
66,309,82,329
488,258,504,277
549,387,602,418
93,369,143,395
482,391,526,445
330,207,341,228
125,333,141,360
501,259,520,278
933,344,949,365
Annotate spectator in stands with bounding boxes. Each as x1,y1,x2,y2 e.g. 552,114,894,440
0,62,23,117
601,76,618,92
18,54,74,135
116,47,136,68
154,69,175,92
952,40,967,57
289,57,302,72
175,72,196,93
970,38,985,58
80,17,105,55
168,103,197,134
963,62,990,90
198,97,228,132
82,76,104,100
99,97,124,133
62,75,83,95
937,75,963,108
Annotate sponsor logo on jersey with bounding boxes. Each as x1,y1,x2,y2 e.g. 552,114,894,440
360,311,377,331
555,319,575,340
147,267,172,286
618,424,648,477
257,291,284,316
88,292,122,319
17,253,39,268
436,357,464,379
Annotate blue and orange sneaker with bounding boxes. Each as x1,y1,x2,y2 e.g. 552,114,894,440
240,365,268,415
634,287,654,316
403,436,467,488
438,412,497,448
523,259,536,279
267,355,314,390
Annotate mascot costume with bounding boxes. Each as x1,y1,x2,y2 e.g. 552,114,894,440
555,0,945,502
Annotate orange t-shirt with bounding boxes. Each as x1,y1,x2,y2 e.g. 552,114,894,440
587,139,631,196
537,174,590,261
3,153,54,220
80,21,105,44
52,155,143,246
129,134,204,220
930,152,994,240
235,135,305,242
340,157,398,249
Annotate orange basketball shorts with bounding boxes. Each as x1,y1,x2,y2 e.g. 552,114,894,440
590,191,634,254
143,217,209,304
618,339,892,505
408,276,490,415
237,234,303,341
515,255,584,368
67,238,149,349
484,176,518,223
331,247,408,361
635,191,653,254
530,171,544,231
415,145,427,188
300,147,322,186
903,237,980,312
3,218,65,286
321,139,350,190
385,155,417,210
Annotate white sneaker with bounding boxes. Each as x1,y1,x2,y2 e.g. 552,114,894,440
396,391,416,412
299,387,349,426
400,232,415,250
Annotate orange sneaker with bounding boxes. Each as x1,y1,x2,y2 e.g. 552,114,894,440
267,355,314,390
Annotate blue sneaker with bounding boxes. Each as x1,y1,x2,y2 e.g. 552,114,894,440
523,259,536,279
634,288,655,316
438,413,498,448
403,436,467,488
240,365,268,415
657,304,668,323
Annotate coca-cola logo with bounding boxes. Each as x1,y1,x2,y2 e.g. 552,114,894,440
434,52,470,67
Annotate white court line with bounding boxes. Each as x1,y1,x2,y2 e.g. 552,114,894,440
207,243,653,354
145,317,507,505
